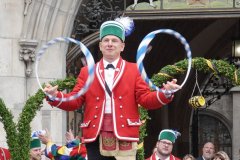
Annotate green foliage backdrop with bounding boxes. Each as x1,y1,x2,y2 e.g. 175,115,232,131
0,57,239,159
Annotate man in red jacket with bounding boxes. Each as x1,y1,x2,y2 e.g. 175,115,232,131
44,17,181,160
146,129,181,160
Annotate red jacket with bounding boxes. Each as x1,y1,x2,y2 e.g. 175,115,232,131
0,147,11,160
146,152,180,160
50,58,172,143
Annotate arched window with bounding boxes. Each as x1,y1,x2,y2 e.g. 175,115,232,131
198,113,232,159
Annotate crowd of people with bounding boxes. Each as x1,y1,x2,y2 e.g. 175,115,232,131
183,142,230,160
145,130,230,160
0,128,230,160
26,129,230,160
22,128,87,160
0,16,231,160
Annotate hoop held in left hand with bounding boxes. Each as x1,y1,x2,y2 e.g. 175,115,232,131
136,29,192,94
35,37,95,102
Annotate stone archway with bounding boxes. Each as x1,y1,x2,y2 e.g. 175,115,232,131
18,0,83,145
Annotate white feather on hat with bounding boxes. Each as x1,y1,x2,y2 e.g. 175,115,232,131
115,16,134,36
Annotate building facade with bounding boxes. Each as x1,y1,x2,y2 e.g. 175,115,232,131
0,0,240,159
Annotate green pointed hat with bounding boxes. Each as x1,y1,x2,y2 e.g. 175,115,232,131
158,129,181,143
100,20,125,41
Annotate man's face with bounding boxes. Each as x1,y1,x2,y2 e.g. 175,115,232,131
99,35,125,61
156,140,173,157
30,148,42,160
202,142,215,160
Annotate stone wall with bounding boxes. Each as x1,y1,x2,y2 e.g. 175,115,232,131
0,0,81,147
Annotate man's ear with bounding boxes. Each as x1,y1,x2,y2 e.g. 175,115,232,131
121,42,125,52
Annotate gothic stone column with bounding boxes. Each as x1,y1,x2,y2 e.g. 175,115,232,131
231,86,240,160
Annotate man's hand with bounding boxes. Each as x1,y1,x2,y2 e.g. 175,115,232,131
38,129,52,144
43,83,58,97
65,129,75,143
163,79,181,94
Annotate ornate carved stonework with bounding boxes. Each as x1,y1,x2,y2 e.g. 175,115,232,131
130,0,157,10
24,0,32,16
19,39,38,77
72,0,124,39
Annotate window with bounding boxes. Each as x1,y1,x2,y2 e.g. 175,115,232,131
198,114,232,159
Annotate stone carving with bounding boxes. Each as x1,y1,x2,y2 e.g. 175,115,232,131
130,0,157,10
236,0,240,7
73,0,123,37
19,39,38,77
202,74,233,108
24,0,32,16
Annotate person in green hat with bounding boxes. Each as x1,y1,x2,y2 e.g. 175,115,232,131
44,17,181,160
30,137,42,160
146,129,181,160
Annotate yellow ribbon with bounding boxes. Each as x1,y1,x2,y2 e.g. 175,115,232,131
234,70,238,84
206,59,215,72
171,65,185,73
157,73,173,79
137,142,143,149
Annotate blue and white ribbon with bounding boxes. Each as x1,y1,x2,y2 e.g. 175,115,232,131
136,29,192,94
35,37,95,102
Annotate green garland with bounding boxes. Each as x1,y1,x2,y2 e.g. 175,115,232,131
0,99,18,158
137,107,150,160
0,58,239,159
151,57,240,86
0,77,75,160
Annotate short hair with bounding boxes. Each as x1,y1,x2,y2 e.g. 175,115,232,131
183,154,196,160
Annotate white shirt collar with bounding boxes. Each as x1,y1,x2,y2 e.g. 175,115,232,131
155,153,170,160
103,58,119,69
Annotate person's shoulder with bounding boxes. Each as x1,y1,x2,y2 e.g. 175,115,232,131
80,64,96,73
171,154,181,160
124,60,135,65
145,155,152,160
174,156,181,160
196,156,203,160
124,60,137,68
145,152,154,160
